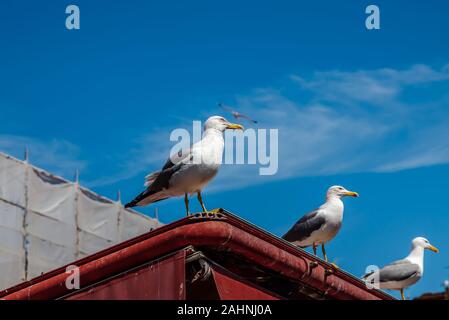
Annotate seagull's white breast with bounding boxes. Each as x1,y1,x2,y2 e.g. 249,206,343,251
308,198,344,245
168,130,224,195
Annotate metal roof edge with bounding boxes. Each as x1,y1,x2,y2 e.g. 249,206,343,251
0,209,394,300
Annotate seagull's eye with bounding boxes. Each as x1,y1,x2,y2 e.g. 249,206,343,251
338,187,344,190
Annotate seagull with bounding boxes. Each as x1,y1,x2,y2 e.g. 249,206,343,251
125,116,244,216
282,185,359,262
443,280,449,290
363,237,439,300
219,103,258,124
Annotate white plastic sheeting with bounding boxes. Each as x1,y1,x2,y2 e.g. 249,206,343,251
0,200,25,289
119,207,157,242
26,168,78,278
77,188,119,256
0,153,26,206
0,152,160,290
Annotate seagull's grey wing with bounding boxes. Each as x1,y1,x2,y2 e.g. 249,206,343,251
378,261,419,283
363,260,419,282
162,147,191,170
125,158,190,208
145,147,191,186
282,209,325,245
388,258,411,266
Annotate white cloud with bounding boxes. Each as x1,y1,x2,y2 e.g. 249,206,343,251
205,64,449,191
0,135,86,179
291,64,449,104
84,63,449,193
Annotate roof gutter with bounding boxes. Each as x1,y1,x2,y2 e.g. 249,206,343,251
1,211,392,300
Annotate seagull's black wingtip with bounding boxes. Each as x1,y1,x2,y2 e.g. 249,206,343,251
124,202,134,209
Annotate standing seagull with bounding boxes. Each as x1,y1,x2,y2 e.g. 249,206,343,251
219,103,258,124
125,116,244,215
282,186,359,262
363,237,439,300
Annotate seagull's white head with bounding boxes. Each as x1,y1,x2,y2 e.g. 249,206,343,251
204,116,244,132
326,185,359,199
412,237,439,253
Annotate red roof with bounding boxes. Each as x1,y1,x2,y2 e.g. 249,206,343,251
0,209,393,300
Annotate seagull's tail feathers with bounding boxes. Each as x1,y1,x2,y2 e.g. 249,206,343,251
144,171,160,187
281,234,309,249
124,188,169,208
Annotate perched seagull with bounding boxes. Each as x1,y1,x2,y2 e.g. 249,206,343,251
125,116,244,215
282,186,359,262
219,103,258,124
363,237,439,300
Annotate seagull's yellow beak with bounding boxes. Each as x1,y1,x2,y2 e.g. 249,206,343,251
226,123,244,130
427,245,439,253
344,191,359,197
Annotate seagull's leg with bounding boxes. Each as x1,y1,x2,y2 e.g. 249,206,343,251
321,244,328,262
312,243,317,256
400,289,405,300
197,191,208,213
184,193,190,216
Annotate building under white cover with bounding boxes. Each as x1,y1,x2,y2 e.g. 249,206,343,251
0,151,160,290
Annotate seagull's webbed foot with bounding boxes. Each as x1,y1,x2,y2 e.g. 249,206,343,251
196,192,221,215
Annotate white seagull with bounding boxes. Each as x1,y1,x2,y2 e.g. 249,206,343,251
282,185,359,262
363,237,439,300
125,116,244,215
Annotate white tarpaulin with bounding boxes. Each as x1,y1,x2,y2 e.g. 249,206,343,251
0,153,26,207
28,168,77,227
119,207,157,242
77,188,119,256
0,152,161,290
26,235,77,279
0,200,25,289
26,167,78,277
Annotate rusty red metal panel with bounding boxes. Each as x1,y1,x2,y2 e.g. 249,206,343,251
0,211,393,300
211,267,279,300
66,250,185,300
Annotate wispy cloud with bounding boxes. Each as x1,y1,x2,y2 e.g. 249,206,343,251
83,63,449,192
291,64,449,104
234,65,449,178
210,64,449,191
0,135,87,178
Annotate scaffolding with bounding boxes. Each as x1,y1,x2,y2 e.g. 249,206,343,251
0,151,160,290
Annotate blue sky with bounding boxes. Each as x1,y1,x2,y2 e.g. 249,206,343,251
1,1,449,299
